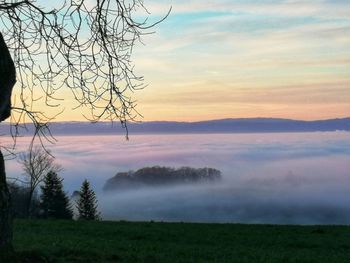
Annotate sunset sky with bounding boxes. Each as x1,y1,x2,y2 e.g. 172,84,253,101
129,0,350,122
12,0,350,122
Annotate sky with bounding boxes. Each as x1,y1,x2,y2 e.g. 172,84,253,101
130,0,350,121
8,0,350,122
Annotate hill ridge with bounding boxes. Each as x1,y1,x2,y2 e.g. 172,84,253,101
1,117,350,135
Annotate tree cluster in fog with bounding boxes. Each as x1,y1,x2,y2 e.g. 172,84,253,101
104,166,222,191
9,171,99,221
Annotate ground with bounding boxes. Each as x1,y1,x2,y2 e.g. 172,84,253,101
3,220,350,262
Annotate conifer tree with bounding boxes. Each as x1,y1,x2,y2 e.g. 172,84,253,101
40,171,73,219
76,180,100,220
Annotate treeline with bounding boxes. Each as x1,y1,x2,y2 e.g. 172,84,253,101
8,147,99,220
104,166,221,191
9,172,99,220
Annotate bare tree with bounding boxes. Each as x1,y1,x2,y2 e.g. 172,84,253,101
0,0,169,252
19,146,61,217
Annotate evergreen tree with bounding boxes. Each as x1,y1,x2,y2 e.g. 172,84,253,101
76,180,100,220
40,171,73,219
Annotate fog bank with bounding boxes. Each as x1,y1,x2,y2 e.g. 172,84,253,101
2,132,350,224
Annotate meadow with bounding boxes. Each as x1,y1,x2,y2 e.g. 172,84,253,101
3,219,350,263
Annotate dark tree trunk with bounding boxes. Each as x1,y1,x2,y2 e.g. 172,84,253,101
0,32,16,252
0,32,16,121
26,189,34,218
0,150,13,252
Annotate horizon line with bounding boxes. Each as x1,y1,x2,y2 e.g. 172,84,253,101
3,116,350,125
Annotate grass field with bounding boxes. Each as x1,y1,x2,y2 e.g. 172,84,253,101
3,220,350,262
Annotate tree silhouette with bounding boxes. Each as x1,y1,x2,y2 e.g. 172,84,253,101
0,0,169,251
19,146,62,217
76,179,100,221
40,171,73,219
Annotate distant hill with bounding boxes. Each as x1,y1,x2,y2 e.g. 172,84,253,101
1,117,350,135
103,166,222,191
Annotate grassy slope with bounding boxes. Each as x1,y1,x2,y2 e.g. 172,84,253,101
10,220,350,263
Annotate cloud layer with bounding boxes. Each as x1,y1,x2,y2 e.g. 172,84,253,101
3,131,350,224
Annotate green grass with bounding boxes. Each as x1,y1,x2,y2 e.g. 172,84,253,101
6,220,350,262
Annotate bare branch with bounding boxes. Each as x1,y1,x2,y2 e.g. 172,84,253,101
0,0,170,141
18,146,62,216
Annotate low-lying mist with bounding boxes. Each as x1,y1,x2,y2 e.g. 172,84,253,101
3,132,350,224
100,156,350,225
